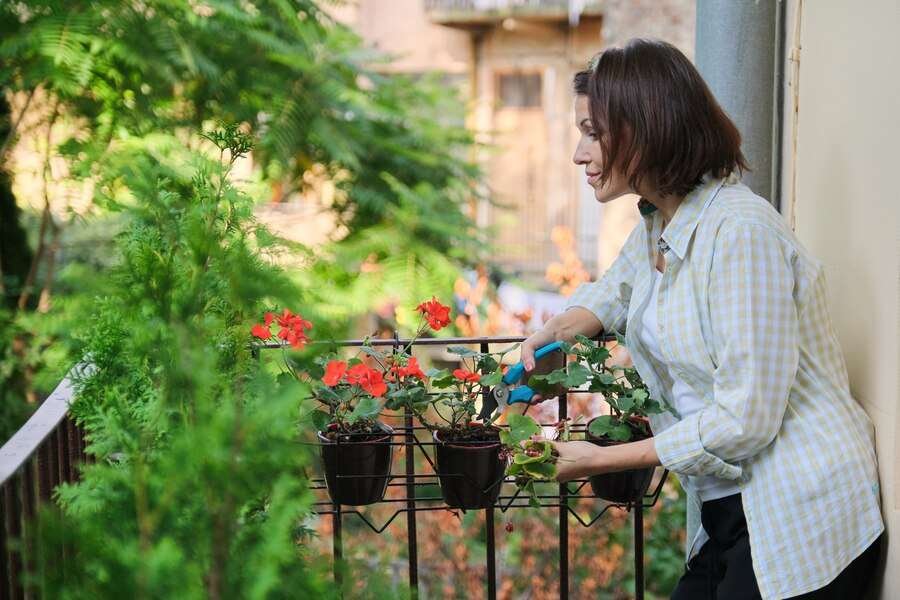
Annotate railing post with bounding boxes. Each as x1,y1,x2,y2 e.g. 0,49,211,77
4,475,23,600
65,420,79,482
0,481,9,600
398,331,419,599
332,501,342,593
558,389,568,600
634,501,644,600
480,341,496,600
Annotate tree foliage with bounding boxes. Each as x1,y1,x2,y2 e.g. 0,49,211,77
34,127,330,598
0,0,485,438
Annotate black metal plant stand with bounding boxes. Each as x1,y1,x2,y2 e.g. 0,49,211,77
268,335,669,599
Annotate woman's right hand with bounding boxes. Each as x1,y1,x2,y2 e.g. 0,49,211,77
521,307,603,371
520,327,558,372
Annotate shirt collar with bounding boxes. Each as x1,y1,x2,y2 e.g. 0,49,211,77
638,173,736,260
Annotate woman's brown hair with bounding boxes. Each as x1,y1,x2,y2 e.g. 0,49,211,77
575,39,748,197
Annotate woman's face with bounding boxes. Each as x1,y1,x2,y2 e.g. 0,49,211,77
573,95,632,203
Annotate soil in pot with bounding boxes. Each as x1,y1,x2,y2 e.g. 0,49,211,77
318,420,394,506
585,416,654,504
434,423,505,510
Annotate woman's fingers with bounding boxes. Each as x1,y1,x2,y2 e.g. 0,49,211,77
521,341,536,371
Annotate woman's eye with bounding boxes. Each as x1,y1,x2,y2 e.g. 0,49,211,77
587,132,598,140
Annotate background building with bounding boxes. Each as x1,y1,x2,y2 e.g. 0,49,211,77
336,0,694,285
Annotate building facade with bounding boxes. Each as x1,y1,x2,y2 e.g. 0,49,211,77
337,0,694,285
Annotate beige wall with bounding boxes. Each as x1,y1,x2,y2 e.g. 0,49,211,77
331,0,471,74
784,1,900,596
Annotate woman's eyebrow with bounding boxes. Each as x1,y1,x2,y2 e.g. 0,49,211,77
579,118,592,130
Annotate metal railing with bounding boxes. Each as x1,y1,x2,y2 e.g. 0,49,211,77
0,336,668,599
0,366,89,599
269,334,668,599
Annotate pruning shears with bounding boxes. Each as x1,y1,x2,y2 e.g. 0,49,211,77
477,341,565,421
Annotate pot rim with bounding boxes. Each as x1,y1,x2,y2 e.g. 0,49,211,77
317,421,394,445
433,428,501,450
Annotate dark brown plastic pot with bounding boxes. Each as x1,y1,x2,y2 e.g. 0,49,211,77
433,429,505,510
585,416,654,504
317,422,393,506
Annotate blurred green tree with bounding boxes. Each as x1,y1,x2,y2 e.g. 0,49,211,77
0,0,485,438
33,126,332,599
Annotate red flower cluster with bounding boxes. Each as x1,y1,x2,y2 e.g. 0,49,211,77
250,308,313,349
387,357,427,383
416,297,451,331
322,360,347,386
452,368,481,384
322,360,387,397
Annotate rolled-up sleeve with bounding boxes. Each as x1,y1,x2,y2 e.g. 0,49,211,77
563,225,642,334
653,222,800,480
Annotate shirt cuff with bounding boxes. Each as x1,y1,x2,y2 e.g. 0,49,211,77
653,412,744,481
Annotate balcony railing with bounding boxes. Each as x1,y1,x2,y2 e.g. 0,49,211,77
424,0,603,26
0,335,667,599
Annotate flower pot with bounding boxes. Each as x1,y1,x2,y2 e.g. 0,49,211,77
434,428,505,509
585,417,654,504
318,421,394,506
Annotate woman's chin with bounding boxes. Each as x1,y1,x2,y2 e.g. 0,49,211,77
594,186,630,204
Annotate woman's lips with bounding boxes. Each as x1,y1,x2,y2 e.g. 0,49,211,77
587,173,601,186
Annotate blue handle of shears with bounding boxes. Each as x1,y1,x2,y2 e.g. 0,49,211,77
503,341,564,405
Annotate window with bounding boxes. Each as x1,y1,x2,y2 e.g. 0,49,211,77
496,72,542,109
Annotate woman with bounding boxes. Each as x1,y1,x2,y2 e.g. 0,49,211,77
521,39,883,599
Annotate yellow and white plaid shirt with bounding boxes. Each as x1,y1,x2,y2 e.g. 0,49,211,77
565,174,883,599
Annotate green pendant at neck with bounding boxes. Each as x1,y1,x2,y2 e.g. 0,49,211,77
637,198,658,216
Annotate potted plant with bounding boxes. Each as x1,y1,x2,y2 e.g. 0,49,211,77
526,334,667,503
371,300,519,510
431,347,509,509
250,308,395,506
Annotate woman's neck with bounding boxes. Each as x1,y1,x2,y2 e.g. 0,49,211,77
640,189,684,227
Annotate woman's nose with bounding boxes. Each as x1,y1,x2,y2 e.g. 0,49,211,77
573,146,588,165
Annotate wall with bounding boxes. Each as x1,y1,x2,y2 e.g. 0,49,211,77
783,1,900,596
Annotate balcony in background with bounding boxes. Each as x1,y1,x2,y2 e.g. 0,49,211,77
423,0,603,27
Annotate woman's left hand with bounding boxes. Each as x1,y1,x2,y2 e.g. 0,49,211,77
549,440,606,482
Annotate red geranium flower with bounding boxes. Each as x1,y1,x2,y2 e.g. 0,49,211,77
452,368,481,384
346,364,387,397
250,323,272,339
272,308,313,349
416,297,451,331
322,360,347,387
389,357,427,382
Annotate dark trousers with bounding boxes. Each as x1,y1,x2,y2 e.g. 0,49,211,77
670,493,882,600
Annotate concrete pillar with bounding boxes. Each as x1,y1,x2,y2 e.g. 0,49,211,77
695,0,780,206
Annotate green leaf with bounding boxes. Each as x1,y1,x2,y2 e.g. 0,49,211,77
574,334,594,347
564,363,591,388
506,414,541,445
506,462,524,476
477,354,499,373
523,462,557,480
614,330,628,346
479,370,503,387
587,415,616,438
431,375,457,389
347,396,382,424
309,410,332,431
359,346,387,361
447,345,479,357
616,395,635,413
609,423,633,441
